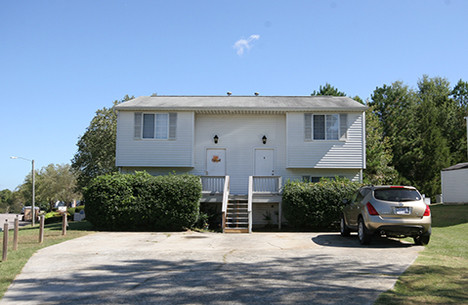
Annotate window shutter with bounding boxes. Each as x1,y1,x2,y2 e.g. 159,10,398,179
304,114,312,140
340,114,348,140
134,112,142,139
169,113,177,140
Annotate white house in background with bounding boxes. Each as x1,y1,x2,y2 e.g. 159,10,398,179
441,163,468,204
115,95,367,232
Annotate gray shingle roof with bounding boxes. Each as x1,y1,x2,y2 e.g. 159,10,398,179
442,163,468,171
115,96,367,112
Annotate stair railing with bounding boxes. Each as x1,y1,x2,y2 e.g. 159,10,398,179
221,175,230,232
248,176,253,233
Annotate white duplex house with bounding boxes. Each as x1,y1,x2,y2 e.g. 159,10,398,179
115,95,367,232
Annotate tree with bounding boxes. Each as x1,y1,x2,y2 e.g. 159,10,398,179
368,76,467,198
18,163,80,211
72,95,134,190
311,83,346,96
452,79,468,110
0,189,12,213
364,106,397,184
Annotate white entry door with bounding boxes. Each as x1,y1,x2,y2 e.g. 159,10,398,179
206,149,226,176
255,149,274,176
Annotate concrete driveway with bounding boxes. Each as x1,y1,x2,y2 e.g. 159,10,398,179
0,232,423,305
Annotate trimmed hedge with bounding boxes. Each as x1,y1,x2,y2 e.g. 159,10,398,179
83,172,202,231
283,178,360,230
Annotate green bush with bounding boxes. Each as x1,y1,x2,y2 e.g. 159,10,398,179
283,178,360,230
44,211,68,224
83,172,202,231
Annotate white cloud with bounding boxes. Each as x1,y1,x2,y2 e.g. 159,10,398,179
233,34,260,56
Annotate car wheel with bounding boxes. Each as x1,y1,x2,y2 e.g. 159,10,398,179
358,217,372,245
340,215,351,237
414,231,431,246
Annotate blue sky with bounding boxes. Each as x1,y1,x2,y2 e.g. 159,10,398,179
1,0,468,191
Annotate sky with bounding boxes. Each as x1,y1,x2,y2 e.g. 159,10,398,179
1,0,468,191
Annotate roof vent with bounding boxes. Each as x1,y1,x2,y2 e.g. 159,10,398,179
227,91,232,96
254,92,259,96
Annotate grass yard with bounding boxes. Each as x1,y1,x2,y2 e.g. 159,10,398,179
376,204,468,304
0,221,94,298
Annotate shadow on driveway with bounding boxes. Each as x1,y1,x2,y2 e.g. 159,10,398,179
0,232,422,305
312,233,414,248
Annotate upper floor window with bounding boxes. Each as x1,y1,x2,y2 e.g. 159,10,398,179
304,113,347,141
134,112,177,140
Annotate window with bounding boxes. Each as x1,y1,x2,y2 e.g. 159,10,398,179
302,176,344,183
304,113,347,141
374,188,421,202
134,112,177,140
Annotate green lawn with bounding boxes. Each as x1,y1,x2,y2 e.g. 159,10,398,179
0,221,94,298
376,204,468,304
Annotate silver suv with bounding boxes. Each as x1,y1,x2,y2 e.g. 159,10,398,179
341,186,431,245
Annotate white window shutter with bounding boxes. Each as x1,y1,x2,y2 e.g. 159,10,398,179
169,113,177,140
340,114,348,140
134,112,142,139
304,113,312,140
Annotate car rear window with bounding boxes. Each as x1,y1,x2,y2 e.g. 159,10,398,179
374,188,421,202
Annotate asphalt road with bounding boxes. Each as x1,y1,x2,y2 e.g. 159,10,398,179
0,231,423,305
0,214,30,231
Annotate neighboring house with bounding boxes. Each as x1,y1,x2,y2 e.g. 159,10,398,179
115,95,367,232
441,163,468,204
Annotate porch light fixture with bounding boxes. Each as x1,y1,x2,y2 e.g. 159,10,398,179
262,135,267,144
213,135,219,144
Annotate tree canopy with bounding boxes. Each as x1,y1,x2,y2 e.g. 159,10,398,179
368,75,468,197
311,83,346,96
71,95,134,190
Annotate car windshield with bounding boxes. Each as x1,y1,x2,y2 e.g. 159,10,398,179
374,188,421,202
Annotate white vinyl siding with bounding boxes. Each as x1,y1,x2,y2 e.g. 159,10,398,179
441,168,468,204
116,111,193,167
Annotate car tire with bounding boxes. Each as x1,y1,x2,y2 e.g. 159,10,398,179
414,231,431,246
358,217,372,245
340,215,351,237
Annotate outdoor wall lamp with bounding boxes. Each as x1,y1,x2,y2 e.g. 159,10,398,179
262,135,267,144
213,135,219,144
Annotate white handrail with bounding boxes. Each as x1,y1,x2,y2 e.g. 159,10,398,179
201,176,225,193
221,176,230,231
252,176,282,193
248,176,253,233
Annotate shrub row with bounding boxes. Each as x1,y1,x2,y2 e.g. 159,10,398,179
83,172,202,231
283,178,360,230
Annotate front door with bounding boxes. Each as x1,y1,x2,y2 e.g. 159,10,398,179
206,149,226,176
255,149,274,176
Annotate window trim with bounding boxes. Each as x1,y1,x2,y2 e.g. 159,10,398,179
134,112,177,140
304,113,347,141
